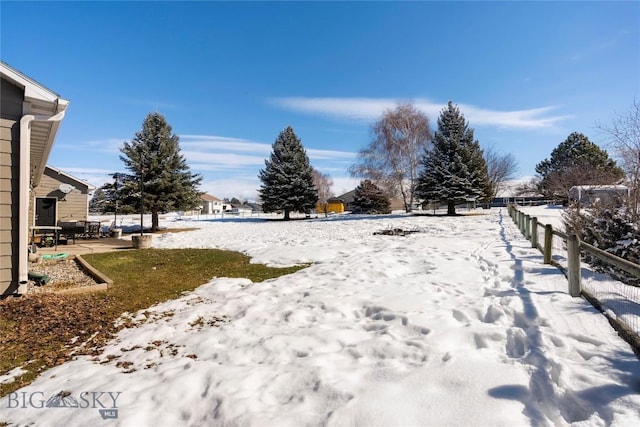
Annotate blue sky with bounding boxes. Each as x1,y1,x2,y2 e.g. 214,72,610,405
2,1,638,200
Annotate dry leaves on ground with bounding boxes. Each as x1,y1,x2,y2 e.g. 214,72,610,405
0,293,126,393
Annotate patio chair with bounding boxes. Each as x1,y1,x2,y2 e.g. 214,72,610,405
84,221,102,239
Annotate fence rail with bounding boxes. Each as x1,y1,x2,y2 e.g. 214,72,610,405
508,205,640,356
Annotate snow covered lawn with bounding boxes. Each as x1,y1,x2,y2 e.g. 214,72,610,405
2,209,639,426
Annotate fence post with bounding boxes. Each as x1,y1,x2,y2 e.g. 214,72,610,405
543,224,553,264
567,233,582,297
531,217,538,249
519,211,524,234
525,214,531,240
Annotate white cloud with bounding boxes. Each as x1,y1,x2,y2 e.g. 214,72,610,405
331,176,360,196
180,135,272,154
184,151,266,167
458,104,573,129
270,97,573,129
200,177,262,201
181,134,357,167
307,148,358,160
56,138,125,153
182,135,356,161
270,97,397,121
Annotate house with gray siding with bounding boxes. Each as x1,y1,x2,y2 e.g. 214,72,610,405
31,165,95,226
1,61,69,296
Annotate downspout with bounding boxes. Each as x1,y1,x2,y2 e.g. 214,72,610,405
18,114,35,294
17,110,67,294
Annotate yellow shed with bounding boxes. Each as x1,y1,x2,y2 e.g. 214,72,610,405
317,197,344,214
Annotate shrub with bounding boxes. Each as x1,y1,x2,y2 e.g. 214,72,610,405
564,203,639,285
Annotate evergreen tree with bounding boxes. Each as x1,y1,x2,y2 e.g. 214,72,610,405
535,132,624,200
415,101,491,215
94,173,138,215
120,112,202,231
563,202,639,285
352,180,391,214
89,188,108,214
258,126,318,220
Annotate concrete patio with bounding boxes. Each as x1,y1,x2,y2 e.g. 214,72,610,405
33,237,135,256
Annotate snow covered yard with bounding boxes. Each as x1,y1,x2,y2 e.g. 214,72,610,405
2,209,639,426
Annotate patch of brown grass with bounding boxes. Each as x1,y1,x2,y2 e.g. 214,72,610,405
0,248,306,397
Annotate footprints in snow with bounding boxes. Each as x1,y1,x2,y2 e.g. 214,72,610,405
363,305,431,337
357,305,431,366
506,328,528,358
452,309,471,324
279,300,433,367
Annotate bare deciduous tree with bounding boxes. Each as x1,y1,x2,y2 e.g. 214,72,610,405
514,178,543,198
312,169,334,217
484,146,519,199
349,102,432,212
597,99,640,219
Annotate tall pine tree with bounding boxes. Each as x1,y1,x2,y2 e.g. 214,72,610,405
258,126,318,220
120,112,201,231
416,101,491,215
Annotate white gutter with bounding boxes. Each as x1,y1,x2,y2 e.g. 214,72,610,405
17,110,67,294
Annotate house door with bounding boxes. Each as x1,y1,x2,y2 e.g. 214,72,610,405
35,197,57,226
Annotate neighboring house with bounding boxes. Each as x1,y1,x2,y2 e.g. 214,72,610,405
246,202,263,213
337,190,356,212
489,196,547,208
1,61,70,296
388,198,407,212
200,193,223,215
317,197,345,214
226,203,253,215
30,165,95,226
337,189,404,213
569,185,630,207
492,180,546,207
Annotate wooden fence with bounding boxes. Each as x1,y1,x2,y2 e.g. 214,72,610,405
508,205,640,356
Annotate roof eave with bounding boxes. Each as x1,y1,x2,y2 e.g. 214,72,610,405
1,61,69,188
45,164,95,191
0,61,61,101
31,99,70,187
